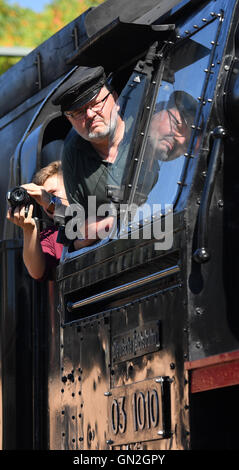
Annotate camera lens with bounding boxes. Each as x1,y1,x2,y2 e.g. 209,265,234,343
7,186,31,208
12,188,27,203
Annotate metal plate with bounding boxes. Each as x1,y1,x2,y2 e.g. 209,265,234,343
106,376,171,446
111,321,161,365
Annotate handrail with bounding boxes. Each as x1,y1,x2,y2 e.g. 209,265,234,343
193,126,226,263
67,265,180,312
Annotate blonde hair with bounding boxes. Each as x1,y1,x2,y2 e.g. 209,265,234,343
32,160,62,185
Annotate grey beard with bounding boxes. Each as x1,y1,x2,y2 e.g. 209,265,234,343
88,127,110,140
157,149,170,161
88,112,118,141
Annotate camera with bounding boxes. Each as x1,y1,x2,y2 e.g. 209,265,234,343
7,186,32,213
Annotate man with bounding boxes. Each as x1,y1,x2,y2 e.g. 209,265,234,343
134,90,199,208
52,66,124,249
6,161,67,280
148,90,198,162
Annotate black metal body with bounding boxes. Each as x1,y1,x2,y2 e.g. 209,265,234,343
1,0,239,450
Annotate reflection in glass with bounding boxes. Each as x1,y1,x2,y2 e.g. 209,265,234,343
131,18,219,222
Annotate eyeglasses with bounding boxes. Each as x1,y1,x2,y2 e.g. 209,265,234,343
167,109,187,136
64,92,111,120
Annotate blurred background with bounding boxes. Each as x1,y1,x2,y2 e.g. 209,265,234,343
0,0,105,74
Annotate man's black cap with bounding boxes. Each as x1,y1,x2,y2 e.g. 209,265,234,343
168,91,198,125
155,91,198,126
52,66,106,112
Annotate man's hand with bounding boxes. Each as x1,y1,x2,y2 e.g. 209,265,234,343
73,215,115,250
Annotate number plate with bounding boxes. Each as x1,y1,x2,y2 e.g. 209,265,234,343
107,377,171,446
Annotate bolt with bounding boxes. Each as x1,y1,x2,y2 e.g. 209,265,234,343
195,307,204,315
106,439,114,445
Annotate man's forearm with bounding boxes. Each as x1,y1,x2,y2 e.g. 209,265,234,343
23,227,46,280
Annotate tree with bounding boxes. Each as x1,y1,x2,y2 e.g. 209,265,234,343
0,0,105,74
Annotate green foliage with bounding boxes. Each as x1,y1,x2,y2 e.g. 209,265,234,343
0,0,105,73
0,56,19,74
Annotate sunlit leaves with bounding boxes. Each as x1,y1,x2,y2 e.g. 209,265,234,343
0,0,105,73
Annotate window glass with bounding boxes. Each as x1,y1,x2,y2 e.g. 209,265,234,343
128,19,219,224
104,71,149,203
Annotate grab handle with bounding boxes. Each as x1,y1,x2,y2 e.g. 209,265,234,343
193,126,226,263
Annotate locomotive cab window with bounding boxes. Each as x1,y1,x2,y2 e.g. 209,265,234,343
128,17,219,228
63,12,221,257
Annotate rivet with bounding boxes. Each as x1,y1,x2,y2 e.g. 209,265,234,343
155,377,164,383
195,307,203,315
224,65,230,71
